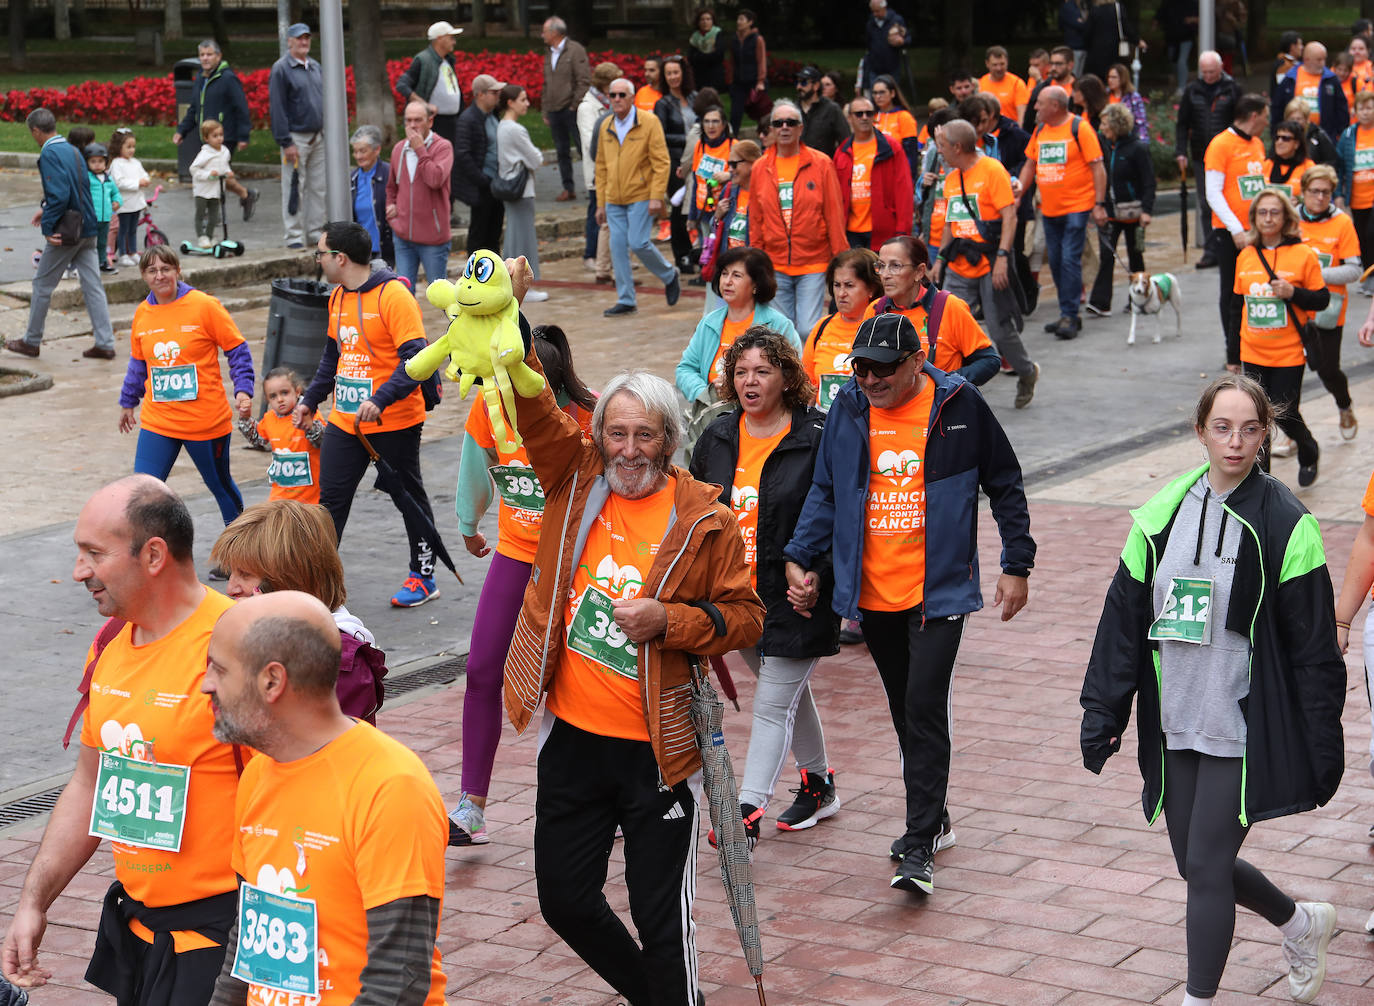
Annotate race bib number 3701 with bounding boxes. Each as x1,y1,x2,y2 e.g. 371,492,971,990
88,752,190,851
231,882,319,997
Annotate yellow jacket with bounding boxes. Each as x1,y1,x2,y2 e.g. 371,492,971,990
595,107,671,208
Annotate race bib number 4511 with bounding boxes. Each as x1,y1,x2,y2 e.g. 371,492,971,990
88,752,189,851
231,882,319,997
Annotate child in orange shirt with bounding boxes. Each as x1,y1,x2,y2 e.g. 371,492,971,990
236,367,325,504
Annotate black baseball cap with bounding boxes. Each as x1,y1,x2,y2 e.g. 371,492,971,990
795,65,822,83
850,314,922,364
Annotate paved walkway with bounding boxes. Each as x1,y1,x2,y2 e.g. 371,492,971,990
3,500,1372,1005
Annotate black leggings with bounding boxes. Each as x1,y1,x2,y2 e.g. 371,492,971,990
1210,228,1243,364
1243,361,1319,469
1314,325,1352,410
1352,206,1374,272
1089,221,1145,311
1162,749,1295,998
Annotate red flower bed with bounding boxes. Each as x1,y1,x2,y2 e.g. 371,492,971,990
1,49,802,127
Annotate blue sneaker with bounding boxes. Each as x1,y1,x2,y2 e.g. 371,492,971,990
391,572,439,607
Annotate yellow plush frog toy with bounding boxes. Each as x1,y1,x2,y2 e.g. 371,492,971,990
405,250,544,450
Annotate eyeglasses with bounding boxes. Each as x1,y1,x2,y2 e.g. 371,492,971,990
1308,187,1334,197
313,248,340,261
851,109,875,118
1254,207,1285,218
772,118,801,128
1205,421,1265,443
875,261,913,273
852,354,914,378
1275,134,1297,143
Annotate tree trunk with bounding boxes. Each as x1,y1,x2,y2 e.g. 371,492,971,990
1365,0,1374,19
351,0,396,145
208,0,230,55
9,0,28,70
165,0,182,42
1246,0,1267,59
53,0,70,41
472,0,486,39
941,0,972,78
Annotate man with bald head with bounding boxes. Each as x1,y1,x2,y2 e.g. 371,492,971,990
1017,84,1107,339
203,592,448,1006
1176,50,1242,259
1276,41,1349,144
2,475,241,1005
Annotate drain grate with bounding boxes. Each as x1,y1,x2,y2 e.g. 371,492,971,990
387,654,464,698
0,656,466,834
0,788,63,830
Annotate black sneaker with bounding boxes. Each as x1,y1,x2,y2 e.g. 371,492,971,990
708,802,764,850
776,769,840,831
242,188,260,222
1084,303,1110,317
891,849,934,894
604,303,637,317
889,813,956,860
1052,316,1081,340
1195,253,1218,269
665,271,682,306
838,618,863,645
1298,461,1318,488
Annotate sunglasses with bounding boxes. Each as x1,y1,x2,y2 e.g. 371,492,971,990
1275,134,1297,142
610,91,632,98
851,354,914,378
852,109,875,118
772,118,802,128
728,159,745,166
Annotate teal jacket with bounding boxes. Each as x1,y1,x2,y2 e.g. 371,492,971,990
675,302,800,404
88,171,120,224
1080,464,1345,826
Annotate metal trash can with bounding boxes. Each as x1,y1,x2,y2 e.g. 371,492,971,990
259,278,333,416
174,58,201,182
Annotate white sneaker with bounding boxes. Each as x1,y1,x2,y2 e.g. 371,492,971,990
197,235,212,248
120,254,139,267
1271,435,1296,458
447,794,489,846
524,289,549,302
1283,901,1336,1003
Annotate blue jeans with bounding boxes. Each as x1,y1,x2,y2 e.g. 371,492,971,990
774,271,828,334
133,429,243,524
1042,210,1089,320
606,200,676,308
393,236,450,287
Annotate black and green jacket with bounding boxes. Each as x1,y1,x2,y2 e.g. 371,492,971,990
1080,463,1345,826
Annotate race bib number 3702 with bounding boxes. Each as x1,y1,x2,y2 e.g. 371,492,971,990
88,752,190,851
231,882,319,997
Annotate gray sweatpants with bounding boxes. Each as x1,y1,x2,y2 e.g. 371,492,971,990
942,269,1034,377
736,648,828,809
23,237,114,351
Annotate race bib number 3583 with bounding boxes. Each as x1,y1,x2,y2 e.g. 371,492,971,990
231,883,319,997
88,752,189,851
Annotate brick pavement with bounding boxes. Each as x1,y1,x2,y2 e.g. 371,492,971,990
3,499,1372,1004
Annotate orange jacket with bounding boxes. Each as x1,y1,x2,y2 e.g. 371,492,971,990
503,352,765,786
748,145,848,271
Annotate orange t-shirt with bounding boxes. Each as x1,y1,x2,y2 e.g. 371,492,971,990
465,395,592,563
1295,68,1324,123
548,478,677,741
231,722,447,1006
1362,470,1374,599
1350,126,1374,210
732,415,789,588
847,137,878,234
1234,243,1325,367
635,85,662,113
802,311,863,410
917,123,930,148
1204,127,1267,230
1299,210,1360,325
692,137,733,213
130,290,246,441
1259,159,1308,204
256,410,322,504
875,109,919,151
711,312,755,388
326,280,427,435
1028,116,1103,216
942,155,1014,279
979,72,1029,120
862,292,992,374
860,379,936,611
80,588,239,911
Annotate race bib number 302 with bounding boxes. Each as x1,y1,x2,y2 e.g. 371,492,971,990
88,752,190,851
231,882,319,997
1244,295,1286,330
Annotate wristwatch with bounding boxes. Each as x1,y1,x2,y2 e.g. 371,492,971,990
996,249,1010,258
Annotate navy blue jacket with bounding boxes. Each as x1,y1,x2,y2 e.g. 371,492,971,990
268,55,324,146
1060,0,1089,48
350,160,395,266
784,365,1035,620
176,61,252,147
1275,66,1349,145
39,135,96,238
863,10,908,90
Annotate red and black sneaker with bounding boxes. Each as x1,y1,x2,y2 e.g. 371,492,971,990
776,768,840,831
708,802,765,851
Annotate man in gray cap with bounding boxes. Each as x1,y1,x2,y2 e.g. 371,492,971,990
396,20,465,215
268,22,325,249
453,72,506,253
784,312,1034,897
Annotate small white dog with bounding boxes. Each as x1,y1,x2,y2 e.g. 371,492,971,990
1127,271,1183,345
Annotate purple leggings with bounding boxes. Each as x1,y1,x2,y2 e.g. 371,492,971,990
461,551,533,798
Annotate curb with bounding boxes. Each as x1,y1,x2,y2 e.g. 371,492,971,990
0,366,53,396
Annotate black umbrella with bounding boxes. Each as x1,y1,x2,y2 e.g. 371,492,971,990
1179,168,1189,263
353,416,462,585
287,166,301,216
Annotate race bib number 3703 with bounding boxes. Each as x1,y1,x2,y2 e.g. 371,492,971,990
231,882,319,997
88,752,190,852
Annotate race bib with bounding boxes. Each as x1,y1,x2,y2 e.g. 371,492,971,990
696,153,726,181
267,450,312,488
818,373,849,410
333,375,373,415
778,180,794,211
945,192,979,222
566,585,638,678
1355,147,1374,172
1316,252,1333,268
1237,174,1266,201
150,364,198,403
89,752,190,852
727,212,748,246
231,882,319,997
1270,183,1292,200
490,464,545,512
1148,576,1213,645
1315,291,1344,329
1244,295,1286,330
1038,140,1067,166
